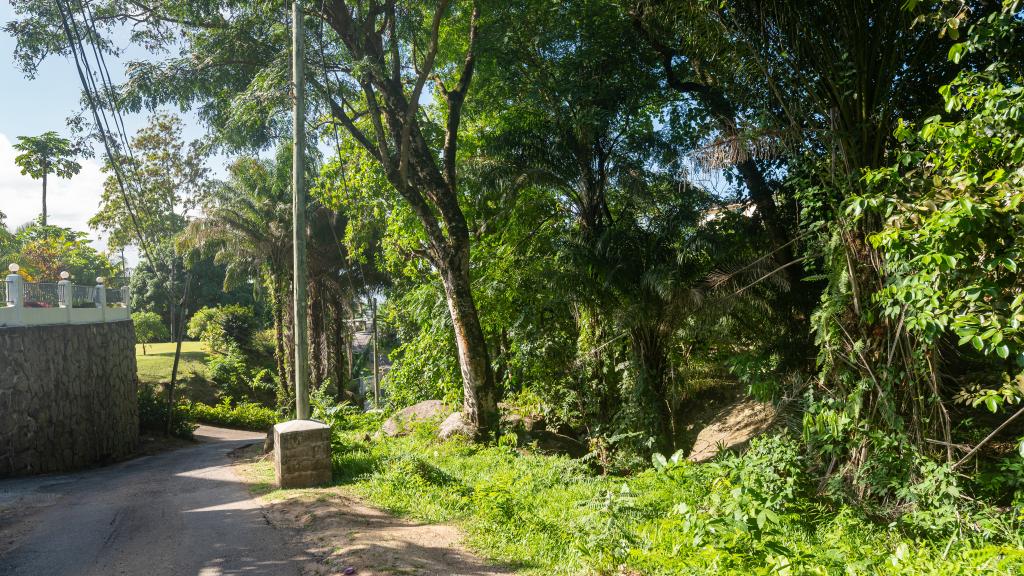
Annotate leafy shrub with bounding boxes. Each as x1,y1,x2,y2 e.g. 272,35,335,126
207,348,252,397
381,292,462,409
187,304,256,353
187,397,280,431
186,306,219,346
138,385,196,439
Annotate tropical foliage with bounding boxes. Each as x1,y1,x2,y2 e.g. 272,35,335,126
7,0,1024,569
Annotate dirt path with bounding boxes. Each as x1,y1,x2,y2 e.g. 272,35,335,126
234,449,516,576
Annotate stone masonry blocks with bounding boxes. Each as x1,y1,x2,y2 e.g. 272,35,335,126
0,321,138,477
274,420,333,489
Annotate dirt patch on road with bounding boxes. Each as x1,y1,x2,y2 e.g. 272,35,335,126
0,491,55,558
232,446,514,576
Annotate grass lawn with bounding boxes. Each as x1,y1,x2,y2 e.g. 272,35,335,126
136,341,224,405
136,341,210,384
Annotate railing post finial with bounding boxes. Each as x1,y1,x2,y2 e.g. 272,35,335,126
6,264,23,308
58,271,71,309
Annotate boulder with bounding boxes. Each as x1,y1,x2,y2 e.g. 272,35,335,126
379,400,450,437
687,399,777,463
501,411,545,434
437,411,474,440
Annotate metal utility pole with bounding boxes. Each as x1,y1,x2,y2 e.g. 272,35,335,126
371,295,379,408
292,0,310,420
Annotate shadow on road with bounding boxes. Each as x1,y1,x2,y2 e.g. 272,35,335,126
0,427,310,576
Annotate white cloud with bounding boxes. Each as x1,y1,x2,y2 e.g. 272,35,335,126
0,131,108,249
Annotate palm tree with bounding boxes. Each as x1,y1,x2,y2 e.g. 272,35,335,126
13,132,81,228
181,153,380,409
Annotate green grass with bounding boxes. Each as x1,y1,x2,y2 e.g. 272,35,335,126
323,421,1024,576
135,341,209,384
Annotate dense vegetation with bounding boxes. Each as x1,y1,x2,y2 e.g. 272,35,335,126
256,411,1022,575
6,0,1024,571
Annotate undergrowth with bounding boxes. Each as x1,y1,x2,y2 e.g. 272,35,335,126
186,397,281,431
138,385,196,439
328,420,1024,575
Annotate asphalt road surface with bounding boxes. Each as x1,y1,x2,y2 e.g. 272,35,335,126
0,426,308,576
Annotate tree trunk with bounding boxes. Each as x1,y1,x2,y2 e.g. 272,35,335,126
41,172,47,227
166,272,192,436
630,326,673,453
309,286,324,391
273,280,289,407
331,302,348,402
440,253,499,439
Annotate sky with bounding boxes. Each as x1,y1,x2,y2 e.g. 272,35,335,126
0,4,213,259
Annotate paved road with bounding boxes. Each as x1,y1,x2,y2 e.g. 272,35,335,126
0,426,308,576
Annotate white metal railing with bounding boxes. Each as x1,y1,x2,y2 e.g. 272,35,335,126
1,264,131,328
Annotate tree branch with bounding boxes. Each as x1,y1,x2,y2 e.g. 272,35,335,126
399,0,450,191
312,79,381,163
442,3,478,191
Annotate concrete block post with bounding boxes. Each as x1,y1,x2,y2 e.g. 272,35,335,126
58,273,72,324
273,420,332,488
121,286,131,312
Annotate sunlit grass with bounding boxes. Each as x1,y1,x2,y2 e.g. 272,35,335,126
135,341,209,384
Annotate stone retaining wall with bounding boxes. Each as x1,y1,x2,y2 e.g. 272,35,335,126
0,320,138,476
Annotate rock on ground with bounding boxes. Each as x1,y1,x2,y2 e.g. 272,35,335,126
687,399,777,463
379,400,451,437
438,411,475,440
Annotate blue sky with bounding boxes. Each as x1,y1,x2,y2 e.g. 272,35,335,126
0,3,212,254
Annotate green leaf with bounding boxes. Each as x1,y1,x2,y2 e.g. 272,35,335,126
985,396,999,413
972,336,985,351
652,453,668,470
947,43,966,64
996,345,1010,359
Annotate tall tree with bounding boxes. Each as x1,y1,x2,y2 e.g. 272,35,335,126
7,0,501,437
12,131,81,227
90,112,210,337
477,0,677,445
311,0,498,436
89,113,208,252
719,0,965,478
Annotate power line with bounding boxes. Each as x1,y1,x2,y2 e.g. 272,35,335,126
55,0,157,269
